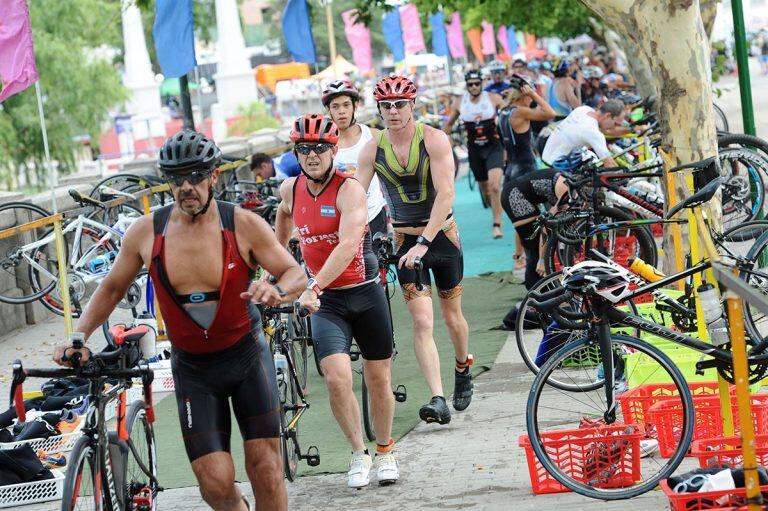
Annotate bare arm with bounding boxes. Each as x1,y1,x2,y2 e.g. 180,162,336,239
311,179,369,289
355,138,378,191
442,96,462,135
274,177,296,248
421,126,456,242
489,92,505,110
562,80,581,110
517,86,556,122
74,216,150,341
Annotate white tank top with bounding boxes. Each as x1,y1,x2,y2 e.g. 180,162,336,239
459,91,496,122
334,123,387,222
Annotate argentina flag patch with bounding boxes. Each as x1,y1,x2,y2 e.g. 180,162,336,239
320,205,336,217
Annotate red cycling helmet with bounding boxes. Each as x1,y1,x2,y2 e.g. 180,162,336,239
289,114,340,145
322,80,360,107
373,74,417,101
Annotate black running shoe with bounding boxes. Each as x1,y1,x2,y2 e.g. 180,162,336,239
419,396,451,424
453,369,473,411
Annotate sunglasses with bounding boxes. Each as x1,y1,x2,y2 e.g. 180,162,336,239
165,170,212,187
378,99,411,110
466,81,482,87
295,143,334,155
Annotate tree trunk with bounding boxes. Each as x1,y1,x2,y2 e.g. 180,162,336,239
700,0,718,38
580,0,718,273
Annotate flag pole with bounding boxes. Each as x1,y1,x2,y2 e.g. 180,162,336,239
34,81,56,214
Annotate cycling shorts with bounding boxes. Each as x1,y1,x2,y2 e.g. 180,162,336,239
467,143,504,182
171,332,280,462
394,218,464,300
311,281,394,362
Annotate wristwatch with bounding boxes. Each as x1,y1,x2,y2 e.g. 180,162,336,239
416,235,432,247
307,278,323,296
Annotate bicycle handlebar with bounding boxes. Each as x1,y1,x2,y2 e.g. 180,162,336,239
528,289,589,330
263,301,310,318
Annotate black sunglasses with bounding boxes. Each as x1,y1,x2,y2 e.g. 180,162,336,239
295,143,334,155
165,170,213,187
378,99,411,110
466,81,482,87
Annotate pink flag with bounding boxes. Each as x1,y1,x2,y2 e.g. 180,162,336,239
446,12,466,59
341,10,372,73
481,21,496,56
0,0,38,102
400,4,426,54
497,26,510,57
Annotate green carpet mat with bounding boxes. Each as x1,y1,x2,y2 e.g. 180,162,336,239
153,272,524,488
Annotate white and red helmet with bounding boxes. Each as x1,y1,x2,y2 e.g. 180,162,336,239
563,261,633,303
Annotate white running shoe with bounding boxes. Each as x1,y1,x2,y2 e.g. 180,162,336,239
374,452,399,486
347,452,372,488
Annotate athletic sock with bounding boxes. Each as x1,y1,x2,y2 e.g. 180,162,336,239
376,438,395,454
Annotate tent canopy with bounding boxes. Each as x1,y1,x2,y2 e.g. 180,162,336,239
313,55,358,79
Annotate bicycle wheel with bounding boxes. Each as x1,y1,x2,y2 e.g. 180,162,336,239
289,314,309,396
61,436,103,511
467,168,476,190
713,102,729,133
0,202,57,304
361,367,375,442
125,400,158,509
279,349,300,481
718,148,767,229
526,334,694,500
742,230,768,343
515,273,639,390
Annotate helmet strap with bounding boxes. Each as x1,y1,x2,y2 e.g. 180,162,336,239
178,185,215,222
301,162,334,184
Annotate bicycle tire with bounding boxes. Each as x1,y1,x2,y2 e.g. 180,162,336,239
526,334,694,500
718,148,767,228
279,337,300,481
479,186,490,209
361,367,375,442
125,399,159,509
713,103,729,133
0,202,58,304
742,228,768,343
289,314,310,395
61,436,103,511
467,168,476,190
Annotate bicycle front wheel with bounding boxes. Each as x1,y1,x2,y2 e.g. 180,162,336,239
361,367,375,442
289,314,310,396
61,436,104,511
278,363,300,481
125,400,159,509
526,334,694,500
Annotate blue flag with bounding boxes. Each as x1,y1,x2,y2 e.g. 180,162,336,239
153,0,196,78
282,0,316,63
382,10,404,62
507,25,519,55
429,12,448,57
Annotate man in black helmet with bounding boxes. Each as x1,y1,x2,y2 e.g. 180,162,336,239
53,130,306,510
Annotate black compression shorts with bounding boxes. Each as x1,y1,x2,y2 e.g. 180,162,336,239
394,218,464,300
310,281,394,362
171,333,280,462
467,143,504,182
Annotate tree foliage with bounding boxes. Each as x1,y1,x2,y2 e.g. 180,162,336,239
0,0,128,192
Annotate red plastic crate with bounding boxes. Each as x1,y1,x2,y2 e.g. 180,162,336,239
617,383,723,436
648,395,768,458
518,424,642,495
691,434,768,469
660,479,768,511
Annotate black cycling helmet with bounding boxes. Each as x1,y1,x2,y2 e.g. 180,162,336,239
157,129,222,174
464,70,482,82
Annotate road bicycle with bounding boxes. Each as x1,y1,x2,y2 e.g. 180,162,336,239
10,325,160,510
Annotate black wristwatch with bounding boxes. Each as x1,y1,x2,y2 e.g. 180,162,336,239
416,235,432,247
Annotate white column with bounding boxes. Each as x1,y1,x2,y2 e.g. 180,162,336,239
213,0,259,120
121,0,164,142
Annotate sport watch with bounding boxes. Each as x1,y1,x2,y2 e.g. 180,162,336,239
416,235,432,247
307,278,323,296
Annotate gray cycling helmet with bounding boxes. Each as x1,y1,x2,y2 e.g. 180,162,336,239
158,129,222,174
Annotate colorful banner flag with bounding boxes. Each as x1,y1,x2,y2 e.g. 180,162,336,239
400,4,426,55
154,0,197,78
497,26,510,57
341,10,372,73
507,26,519,55
429,12,448,57
382,10,405,62
467,28,484,62
446,12,466,59
0,0,38,102
481,21,496,56
282,0,316,63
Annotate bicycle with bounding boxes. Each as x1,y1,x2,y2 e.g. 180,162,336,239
9,325,160,510
523,176,768,500
262,302,319,481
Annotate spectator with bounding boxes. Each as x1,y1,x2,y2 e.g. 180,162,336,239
250,153,275,181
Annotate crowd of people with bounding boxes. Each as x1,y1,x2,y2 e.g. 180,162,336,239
49,49,645,509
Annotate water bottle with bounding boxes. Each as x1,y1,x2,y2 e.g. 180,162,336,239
628,256,665,283
88,250,117,273
274,353,288,382
698,283,730,346
135,313,157,360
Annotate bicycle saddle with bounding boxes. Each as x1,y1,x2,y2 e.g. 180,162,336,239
69,189,103,207
668,156,716,174
664,177,723,219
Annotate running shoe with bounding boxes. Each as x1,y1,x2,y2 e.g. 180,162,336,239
37,450,66,469
453,369,473,411
419,396,451,425
374,452,399,486
347,452,372,488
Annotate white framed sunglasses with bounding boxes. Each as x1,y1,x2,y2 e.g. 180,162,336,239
379,99,411,110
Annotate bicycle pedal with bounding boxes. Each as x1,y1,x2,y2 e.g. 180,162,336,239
304,445,320,466
394,384,407,403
